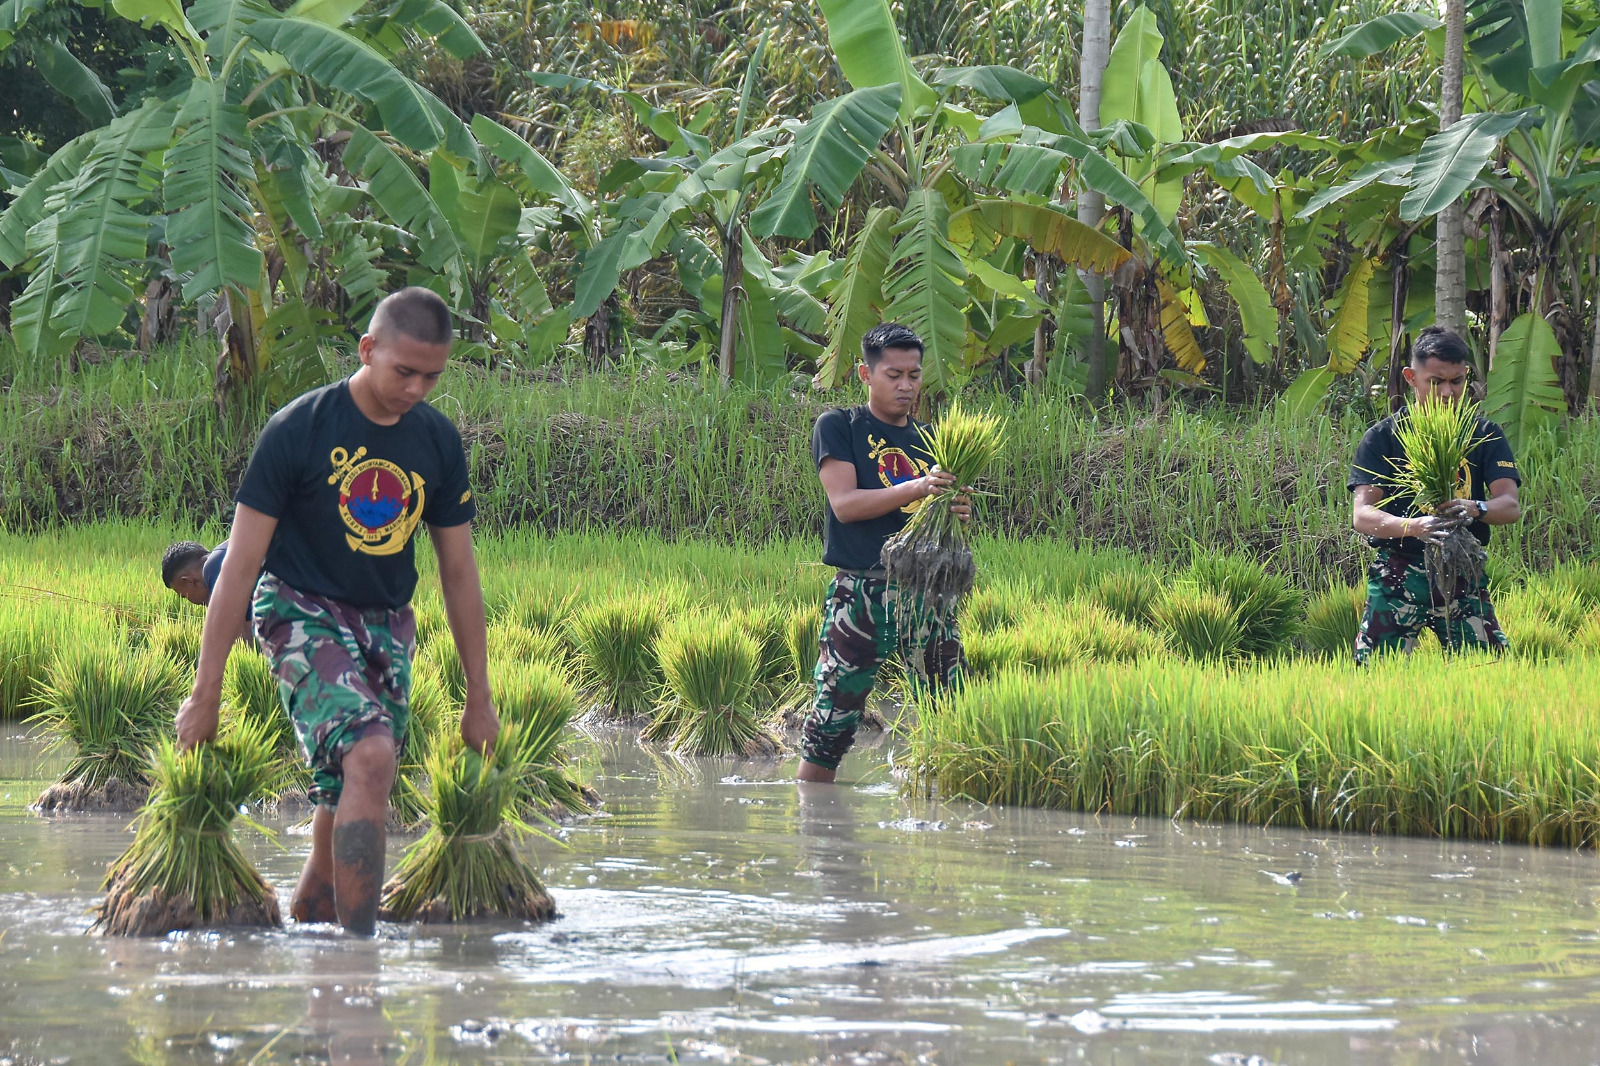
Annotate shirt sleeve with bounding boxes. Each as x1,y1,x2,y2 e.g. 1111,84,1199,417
235,410,304,519
1479,423,1521,485
422,418,477,528
812,410,852,470
1348,426,1390,491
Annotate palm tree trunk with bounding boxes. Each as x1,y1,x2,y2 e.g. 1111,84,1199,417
1080,0,1112,401
1435,0,1467,334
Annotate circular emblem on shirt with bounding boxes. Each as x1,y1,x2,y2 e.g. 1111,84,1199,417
329,447,428,556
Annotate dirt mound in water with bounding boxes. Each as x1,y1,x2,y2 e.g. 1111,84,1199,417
33,777,148,813
93,865,281,937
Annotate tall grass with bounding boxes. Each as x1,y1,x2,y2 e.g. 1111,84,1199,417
912,655,1600,847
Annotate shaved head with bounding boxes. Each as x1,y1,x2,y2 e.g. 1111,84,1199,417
369,287,453,346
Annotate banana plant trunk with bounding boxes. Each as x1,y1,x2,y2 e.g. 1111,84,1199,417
1079,0,1112,401
1387,250,1410,413
1435,0,1467,335
717,225,744,383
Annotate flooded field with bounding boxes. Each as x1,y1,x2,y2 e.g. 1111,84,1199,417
4,725,1600,1065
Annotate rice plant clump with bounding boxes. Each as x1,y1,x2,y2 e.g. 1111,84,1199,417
1090,570,1161,627
145,618,204,668
1186,552,1302,658
31,641,188,810
1153,587,1244,662
378,724,558,924
93,716,282,936
1387,398,1490,601
568,596,665,720
417,639,468,704
221,645,304,796
493,659,595,817
0,602,90,721
961,585,1021,634
649,617,781,757
880,403,1006,615
736,605,791,702
488,620,569,672
1301,585,1364,659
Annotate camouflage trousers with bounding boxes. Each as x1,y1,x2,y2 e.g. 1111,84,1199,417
801,570,963,771
253,573,415,807
1353,549,1508,664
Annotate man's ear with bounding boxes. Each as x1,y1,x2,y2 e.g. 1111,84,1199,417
1400,365,1417,387
357,333,375,366
855,362,870,385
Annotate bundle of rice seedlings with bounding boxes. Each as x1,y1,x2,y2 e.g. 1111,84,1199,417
960,584,1021,635
1152,587,1243,662
488,620,569,672
390,666,450,831
494,588,580,639
648,617,781,757
879,402,1006,615
378,723,558,924
1300,585,1364,659
144,618,204,669
221,645,305,798
413,602,449,654
963,604,1159,678
417,637,470,703
93,715,282,936
1572,612,1600,656
734,605,791,703
1186,552,1303,659
777,603,823,725
568,596,665,720
1385,398,1489,601
1517,581,1588,637
1495,592,1565,661
1090,570,1161,627
30,641,187,811
1536,561,1600,611
0,602,88,721
493,658,596,817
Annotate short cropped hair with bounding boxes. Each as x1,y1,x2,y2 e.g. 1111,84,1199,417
1412,325,1471,366
861,323,924,368
370,287,453,346
162,541,208,587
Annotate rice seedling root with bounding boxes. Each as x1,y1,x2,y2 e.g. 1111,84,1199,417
33,776,148,813
95,864,281,937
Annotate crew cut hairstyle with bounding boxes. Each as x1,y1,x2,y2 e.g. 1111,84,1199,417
1411,325,1471,366
162,541,208,588
860,323,924,368
370,287,454,346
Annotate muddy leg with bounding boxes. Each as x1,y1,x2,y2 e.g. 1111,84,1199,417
291,806,338,923
332,734,397,936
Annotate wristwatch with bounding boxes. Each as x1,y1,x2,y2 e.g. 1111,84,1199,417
1475,499,1488,516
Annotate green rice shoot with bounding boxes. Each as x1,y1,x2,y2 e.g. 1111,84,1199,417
649,617,780,757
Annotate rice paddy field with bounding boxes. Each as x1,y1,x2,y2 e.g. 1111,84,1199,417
6,524,1600,1061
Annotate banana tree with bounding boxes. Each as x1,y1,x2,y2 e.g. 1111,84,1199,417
0,0,513,396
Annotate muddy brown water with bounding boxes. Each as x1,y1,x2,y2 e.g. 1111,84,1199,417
5,726,1600,1065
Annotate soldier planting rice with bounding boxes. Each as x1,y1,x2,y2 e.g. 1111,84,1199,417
1349,326,1522,662
175,287,498,936
797,324,975,784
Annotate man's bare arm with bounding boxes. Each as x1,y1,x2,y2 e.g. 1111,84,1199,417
430,521,498,753
177,505,277,749
819,458,954,523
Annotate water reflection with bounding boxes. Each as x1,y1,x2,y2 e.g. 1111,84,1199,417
311,941,388,1066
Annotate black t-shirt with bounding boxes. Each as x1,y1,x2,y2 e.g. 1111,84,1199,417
235,379,477,608
812,405,934,571
1348,411,1520,555
200,540,227,600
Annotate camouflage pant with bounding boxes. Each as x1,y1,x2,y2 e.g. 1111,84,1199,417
253,573,415,807
1353,550,1508,664
801,570,963,771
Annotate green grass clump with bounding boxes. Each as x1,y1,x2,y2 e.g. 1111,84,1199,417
1186,552,1302,658
910,656,1600,847
1300,585,1364,659
1089,570,1161,626
1534,561,1600,610
221,645,305,797
379,725,558,924
492,659,593,817
1516,581,1589,637
144,618,203,668
880,402,1006,614
31,641,187,795
648,617,780,757
1495,592,1567,661
568,596,665,719
1152,587,1244,662
93,715,282,935
960,585,1022,634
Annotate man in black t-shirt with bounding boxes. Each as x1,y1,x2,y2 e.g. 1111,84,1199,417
176,288,499,936
161,539,254,646
1348,326,1522,661
798,323,968,785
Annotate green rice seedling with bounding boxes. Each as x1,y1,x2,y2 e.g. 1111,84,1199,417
880,402,1006,615
391,665,450,832
0,601,98,721
1384,398,1489,600
568,595,665,719
221,645,305,797
1186,552,1303,658
93,714,282,935
145,618,204,669
417,638,468,703
488,620,569,672
378,723,558,924
1535,561,1600,610
494,586,581,638
1495,592,1567,661
413,603,449,654
963,603,1158,678
31,641,188,809
1572,613,1600,656
1300,585,1364,659
649,617,780,757
1089,569,1161,627
734,605,791,703
492,658,594,817
776,603,823,726
1152,587,1244,662
1517,580,1589,637
960,584,1021,634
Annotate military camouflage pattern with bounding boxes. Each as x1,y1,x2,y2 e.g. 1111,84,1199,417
1353,549,1508,664
802,570,963,771
253,573,416,806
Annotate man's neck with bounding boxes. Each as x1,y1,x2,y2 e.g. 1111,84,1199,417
347,368,400,426
866,398,910,427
